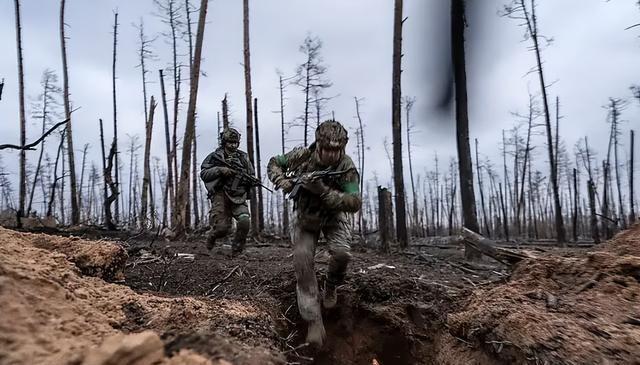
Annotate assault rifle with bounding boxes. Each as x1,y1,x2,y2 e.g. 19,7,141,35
210,154,273,193
287,169,353,200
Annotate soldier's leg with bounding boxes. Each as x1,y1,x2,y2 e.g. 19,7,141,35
322,212,352,308
207,192,232,249
231,203,250,255
291,215,325,347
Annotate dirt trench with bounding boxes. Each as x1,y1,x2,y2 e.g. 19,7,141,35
123,239,497,365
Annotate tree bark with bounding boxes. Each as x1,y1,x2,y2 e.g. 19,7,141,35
378,186,392,253
111,11,120,224
14,0,27,226
521,0,566,243
392,0,408,247
173,0,209,235
278,75,289,235
452,0,481,258
243,0,258,236
59,0,79,225
222,94,230,129
140,96,156,229
630,130,636,222
254,97,264,233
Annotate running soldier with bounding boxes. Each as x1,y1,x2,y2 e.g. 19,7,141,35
200,128,255,256
267,120,361,347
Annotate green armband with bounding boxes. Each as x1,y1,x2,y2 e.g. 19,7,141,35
342,182,359,195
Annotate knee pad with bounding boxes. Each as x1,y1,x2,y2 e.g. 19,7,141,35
236,214,250,233
331,249,352,266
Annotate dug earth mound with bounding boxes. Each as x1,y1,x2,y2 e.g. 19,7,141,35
1,225,639,364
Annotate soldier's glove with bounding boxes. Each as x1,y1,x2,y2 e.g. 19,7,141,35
303,179,329,196
276,178,294,193
220,167,236,177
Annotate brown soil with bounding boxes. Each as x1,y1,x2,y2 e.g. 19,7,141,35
2,223,639,365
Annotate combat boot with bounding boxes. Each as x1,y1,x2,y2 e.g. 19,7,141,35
206,234,216,250
306,318,326,348
322,281,337,309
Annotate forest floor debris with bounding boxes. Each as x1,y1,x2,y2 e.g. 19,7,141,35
1,224,639,364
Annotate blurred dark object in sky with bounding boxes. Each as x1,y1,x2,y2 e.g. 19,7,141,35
428,0,486,117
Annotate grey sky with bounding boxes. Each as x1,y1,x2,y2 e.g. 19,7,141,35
0,0,639,203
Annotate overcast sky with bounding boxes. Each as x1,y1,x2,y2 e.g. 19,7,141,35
1,0,639,201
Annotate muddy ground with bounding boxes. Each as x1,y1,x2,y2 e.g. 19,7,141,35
1,225,639,364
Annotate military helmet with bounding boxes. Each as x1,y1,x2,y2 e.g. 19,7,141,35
220,128,241,143
315,120,348,149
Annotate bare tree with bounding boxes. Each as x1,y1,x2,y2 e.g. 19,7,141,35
294,34,332,146
503,0,566,243
141,96,157,229
174,0,209,235
159,69,174,228
222,93,230,129
277,72,290,234
354,97,366,237
99,119,117,230
254,98,265,232
14,0,27,225
27,70,61,216
59,0,80,225
111,10,121,223
630,130,636,222
242,0,259,236
391,0,408,247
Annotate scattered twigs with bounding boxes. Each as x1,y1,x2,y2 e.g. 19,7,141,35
575,272,604,293
623,316,640,326
206,265,240,297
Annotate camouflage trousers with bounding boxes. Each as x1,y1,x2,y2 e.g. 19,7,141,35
292,211,352,322
207,191,250,253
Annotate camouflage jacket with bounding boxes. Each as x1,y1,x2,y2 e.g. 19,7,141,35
200,147,255,203
267,143,361,217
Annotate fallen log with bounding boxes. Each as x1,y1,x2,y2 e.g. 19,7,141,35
462,228,533,266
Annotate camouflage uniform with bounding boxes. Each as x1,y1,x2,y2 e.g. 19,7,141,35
200,128,255,255
267,120,361,347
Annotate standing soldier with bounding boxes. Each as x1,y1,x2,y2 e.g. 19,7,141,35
267,120,361,347
200,128,255,256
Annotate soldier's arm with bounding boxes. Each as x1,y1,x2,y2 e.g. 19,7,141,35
200,153,227,182
267,147,306,185
320,169,362,213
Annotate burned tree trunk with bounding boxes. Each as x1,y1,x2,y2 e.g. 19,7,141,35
278,75,289,235
174,0,209,235
222,94,230,130
140,96,156,229
14,0,27,226
47,131,66,218
254,98,264,233
159,70,174,227
452,0,481,259
630,130,636,222
391,0,408,247
243,0,258,236
111,11,120,224
60,0,79,225
588,179,600,243
378,186,393,253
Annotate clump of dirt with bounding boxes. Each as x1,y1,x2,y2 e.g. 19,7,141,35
0,227,284,365
446,226,640,364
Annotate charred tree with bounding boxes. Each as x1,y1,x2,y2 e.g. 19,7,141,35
173,0,208,235
111,10,120,223
222,94,230,129
504,0,566,243
159,69,174,228
59,0,80,225
278,73,289,234
452,0,481,258
404,96,419,235
242,0,259,236
140,96,156,229
294,35,332,146
630,130,636,222
14,0,27,226
391,0,408,247
254,97,264,232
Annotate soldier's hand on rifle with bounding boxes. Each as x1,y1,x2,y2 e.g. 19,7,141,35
220,167,236,177
303,179,329,195
276,178,294,193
